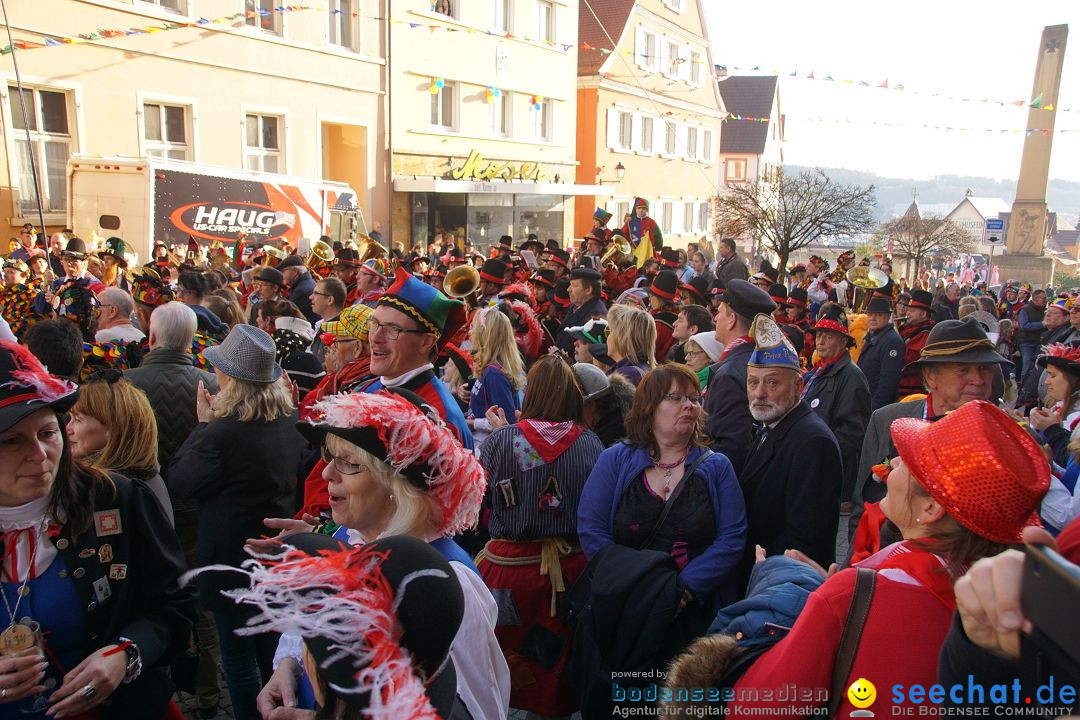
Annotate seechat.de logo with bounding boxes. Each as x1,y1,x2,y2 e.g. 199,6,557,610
849,678,877,717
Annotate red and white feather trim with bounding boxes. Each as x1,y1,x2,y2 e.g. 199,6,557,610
312,392,486,537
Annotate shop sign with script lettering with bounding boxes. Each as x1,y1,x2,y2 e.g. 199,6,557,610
450,150,544,182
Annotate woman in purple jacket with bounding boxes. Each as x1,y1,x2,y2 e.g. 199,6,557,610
577,363,747,607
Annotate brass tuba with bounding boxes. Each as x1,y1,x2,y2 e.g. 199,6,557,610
443,264,480,300
601,237,632,270
846,266,889,291
356,235,388,264
305,239,335,273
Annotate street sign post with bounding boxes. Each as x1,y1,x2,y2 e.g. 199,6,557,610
984,218,1006,285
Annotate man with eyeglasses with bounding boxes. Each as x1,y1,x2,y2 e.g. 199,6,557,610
32,237,106,316
94,287,145,345
354,268,471,448
309,277,347,364
246,266,285,324
737,313,843,590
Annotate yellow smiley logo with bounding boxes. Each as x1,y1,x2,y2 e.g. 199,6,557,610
847,678,876,710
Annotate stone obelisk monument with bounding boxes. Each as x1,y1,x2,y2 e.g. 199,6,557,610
997,24,1068,287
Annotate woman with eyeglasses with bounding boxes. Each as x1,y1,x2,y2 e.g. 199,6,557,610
66,371,174,527
683,331,724,389
168,325,305,720
578,364,747,608
253,390,510,720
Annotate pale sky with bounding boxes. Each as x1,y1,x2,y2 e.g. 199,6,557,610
703,0,1080,182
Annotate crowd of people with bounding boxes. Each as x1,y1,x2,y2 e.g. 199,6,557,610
0,209,1076,720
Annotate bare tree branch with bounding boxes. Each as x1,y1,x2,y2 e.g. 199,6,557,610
881,215,975,272
714,169,876,275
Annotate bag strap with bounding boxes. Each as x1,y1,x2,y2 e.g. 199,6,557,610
828,567,877,717
638,449,714,551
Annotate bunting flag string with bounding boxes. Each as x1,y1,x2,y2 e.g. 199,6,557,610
2,12,1073,119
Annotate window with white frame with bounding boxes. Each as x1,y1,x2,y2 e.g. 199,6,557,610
430,82,456,129
664,121,676,156
492,0,510,33
490,90,511,137
683,203,694,235
432,0,455,18
616,201,630,226
660,201,673,235
698,201,710,232
640,115,654,154
686,126,698,159
636,28,658,72
663,0,685,11
8,85,71,216
329,0,359,51
701,128,713,162
664,40,681,78
533,98,553,141
690,50,702,85
725,158,748,182
143,102,190,160
245,113,282,173
141,0,186,13
536,1,554,43
245,0,282,35
617,110,632,151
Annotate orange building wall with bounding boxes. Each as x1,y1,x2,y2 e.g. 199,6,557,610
574,87,599,239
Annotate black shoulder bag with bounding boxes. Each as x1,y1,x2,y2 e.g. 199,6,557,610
638,449,714,550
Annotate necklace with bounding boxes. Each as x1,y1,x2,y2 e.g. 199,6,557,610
651,445,691,495
0,517,46,655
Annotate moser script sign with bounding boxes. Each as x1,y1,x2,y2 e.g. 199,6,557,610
450,150,545,182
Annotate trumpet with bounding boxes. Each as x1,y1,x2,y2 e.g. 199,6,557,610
443,264,480,303
305,239,335,274
601,238,632,270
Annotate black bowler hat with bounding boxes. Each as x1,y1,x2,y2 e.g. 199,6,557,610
60,237,88,260
719,279,776,319
681,276,709,305
649,269,680,302
497,236,513,252
333,247,362,268
479,258,509,285
905,317,1011,371
708,278,726,297
254,267,285,286
545,238,561,252
809,303,855,347
865,297,893,315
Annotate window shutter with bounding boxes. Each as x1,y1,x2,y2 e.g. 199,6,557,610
635,26,647,69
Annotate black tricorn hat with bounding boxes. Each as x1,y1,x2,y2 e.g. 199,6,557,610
904,316,1011,371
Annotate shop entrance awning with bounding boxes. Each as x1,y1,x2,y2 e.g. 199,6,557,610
393,178,613,196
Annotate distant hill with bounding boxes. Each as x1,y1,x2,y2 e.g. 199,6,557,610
788,166,1080,225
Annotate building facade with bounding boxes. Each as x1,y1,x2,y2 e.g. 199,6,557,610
1,0,388,255
388,0,596,254
574,0,725,249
